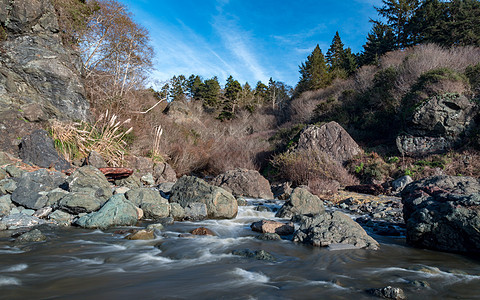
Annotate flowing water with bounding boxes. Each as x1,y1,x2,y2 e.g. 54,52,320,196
1,199,480,299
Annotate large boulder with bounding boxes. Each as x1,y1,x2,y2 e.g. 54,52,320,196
296,122,362,163
75,194,138,229
275,187,324,218
57,192,104,214
0,0,90,122
397,94,477,156
125,156,177,183
401,175,480,253
18,129,71,171
0,213,46,229
293,211,379,250
66,166,113,203
211,168,273,199
125,188,167,206
0,195,13,216
169,176,238,219
11,168,66,209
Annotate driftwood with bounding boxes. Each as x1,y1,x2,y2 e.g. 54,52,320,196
98,167,133,181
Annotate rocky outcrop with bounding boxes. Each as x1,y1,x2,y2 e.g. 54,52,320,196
0,0,90,123
211,168,273,199
18,129,71,171
276,187,324,218
76,194,138,229
401,175,480,253
397,94,477,156
296,122,363,163
169,176,238,219
293,211,379,250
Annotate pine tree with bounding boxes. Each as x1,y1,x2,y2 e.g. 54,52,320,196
341,47,357,76
360,22,396,66
170,75,187,101
254,81,269,104
295,44,330,95
186,74,203,100
326,32,345,71
199,76,221,109
219,75,242,120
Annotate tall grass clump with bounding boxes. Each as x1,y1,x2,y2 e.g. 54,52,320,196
50,110,132,166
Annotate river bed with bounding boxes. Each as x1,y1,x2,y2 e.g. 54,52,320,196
1,199,479,299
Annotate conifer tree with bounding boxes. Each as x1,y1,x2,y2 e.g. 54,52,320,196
170,75,187,101
360,22,396,66
295,44,330,95
326,32,345,71
186,74,203,100
254,81,269,103
219,75,242,120
199,76,221,109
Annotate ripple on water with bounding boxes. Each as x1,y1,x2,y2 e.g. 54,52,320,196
0,276,21,286
2,264,28,272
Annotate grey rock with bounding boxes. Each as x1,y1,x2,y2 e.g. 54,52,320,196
366,286,406,300
183,202,208,221
19,129,71,171
0,168,7,180
257,233,282,241
0,194,12,216
125,156,154,177
45,188,69,206
58,192,104,214
147,223,164,231
232,249,275,261
5,165,24,178
83,151,107,168
157,182,175,196
11,168,65,209
236,197,248,206
33,207,52,218
125,188,167,206
396,135,450,157
0,178,17,195
401,175,480,253
153,162,177,184
251,220,294,235
67,166,112,202
115,173,143,189
0,213,45,229
211,168,274,199
276,187,325,218
391,175,413,193
15,229,46,243
20,103,46,122
140,173,155,186
170,176,238,219
141,203,170,220
48,210,72,226
293,211,379,250
114,186,130,194
296,122,363,163
22,209,35,216
169,202,185,220
75,194,138,229
272,182,293,200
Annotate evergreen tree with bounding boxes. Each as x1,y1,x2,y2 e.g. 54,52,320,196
446,0,480,46
326,32,345,71
360,22,396,66
219,75,242,120
186,74,203,100
341,47,358,76
254,81,269,103
170,75,187,101
199,76,221,108
295,44,330,95
375,0,421,48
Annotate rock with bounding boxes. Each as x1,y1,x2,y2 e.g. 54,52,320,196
401,175,480,253
126,229,155,240
141,173,155,186
83,151,107,168
67,166,113,202
154,217,174,226
170,176,238,219
211,168,274,199
231,249,275,261
345,184,385,196
11,168,65,209
115,173,142,189
157,182,175,197
5,165,24,178
0,213,45,229
366,286,406,300
0,0,90,128
125,156,154,177
397,94,477,157
141,203,170,220
190,227,216,236
135,207,143,220
236,197,247,206
0,194,12,217
0,178,17,195
391,175,413,193
22,209,35,216
169,203,185,220
153,162,177,184
0,151,16,165
18,129,71,171
33,207,52,219
296,122,363,163
20,103,47,122
48,210,72,226
0,169,7,180
251,220,294,235
15,229,46,243
114,187,130,194
58,192,104,214
293,211,379,250
45,188,69,206
75,194,138,229
257,233,282,241
183,202,208,221
275,187,324,218
98,167,134,181
272,182,292,200
125,188,167,206
147,223,164,231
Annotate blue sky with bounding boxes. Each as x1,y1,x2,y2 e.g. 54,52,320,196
118,0,383,88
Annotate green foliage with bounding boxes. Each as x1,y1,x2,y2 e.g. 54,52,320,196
269,123,306,152
466,63,480,97
347,152,393,183
0,25,6,42
360,22,396,66
295,45,330,95
199,76,221,109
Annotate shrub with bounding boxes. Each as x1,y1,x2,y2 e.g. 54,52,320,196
347,152,394,183
465,63,480,97
271,149,358,187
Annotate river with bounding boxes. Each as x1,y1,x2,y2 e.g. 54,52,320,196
1,199,479,299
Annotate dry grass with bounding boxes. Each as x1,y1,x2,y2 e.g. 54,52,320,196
50,110,132,166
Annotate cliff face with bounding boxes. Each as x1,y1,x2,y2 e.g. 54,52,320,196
0,0,90,153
